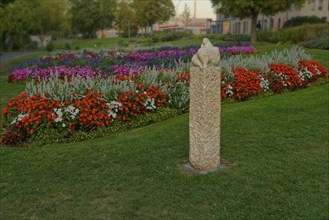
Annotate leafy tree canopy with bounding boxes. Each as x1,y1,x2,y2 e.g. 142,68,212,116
70,0,116,38
211,0,307,43
132,0,175,31
211,0,306,18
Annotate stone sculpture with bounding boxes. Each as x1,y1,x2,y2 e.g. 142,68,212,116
189,38,221,171
191,38,220,69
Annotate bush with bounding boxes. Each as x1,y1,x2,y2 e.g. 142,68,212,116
27,41,38,50
64,42,71,50
283,16,327,29
192,34,251,42
301,37,329,50
46,41,54,52
118,39,129,47
153,30,193,42
257,24,329,43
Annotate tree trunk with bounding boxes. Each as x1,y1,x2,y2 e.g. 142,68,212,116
39,35,45,48
6,35,14,51
251,12,259,44
19,35,23,46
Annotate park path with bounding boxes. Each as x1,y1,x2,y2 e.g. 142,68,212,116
0,52,35,63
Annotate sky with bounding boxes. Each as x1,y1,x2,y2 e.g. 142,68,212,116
172,0,217,20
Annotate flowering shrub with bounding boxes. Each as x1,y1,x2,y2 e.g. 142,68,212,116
8,45,256,82
270,79,285,93
1,84,169,146
2,93,61,145
298,60,328,83
269,63,302,90
116,84,168,123
1,46,328,147
231,67,262,100
8,66,104,82
220,46,312,77
74,91,113,131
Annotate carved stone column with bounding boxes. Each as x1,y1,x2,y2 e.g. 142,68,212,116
189,66,221,171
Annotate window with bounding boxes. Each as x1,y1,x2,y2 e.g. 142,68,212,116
319,0,323,10
234,22,237,34
264,19,267,29
310,0,315,10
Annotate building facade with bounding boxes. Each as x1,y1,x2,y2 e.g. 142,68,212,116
155,16,212,35
213,0,329,34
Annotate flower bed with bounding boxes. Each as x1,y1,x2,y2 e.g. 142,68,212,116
1,46,328,147
9,45,256,82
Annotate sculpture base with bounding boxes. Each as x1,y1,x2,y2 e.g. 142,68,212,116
182,162,227,175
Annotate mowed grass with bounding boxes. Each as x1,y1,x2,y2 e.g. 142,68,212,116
1,83,328,219
52,37,130,50
0,41,328,219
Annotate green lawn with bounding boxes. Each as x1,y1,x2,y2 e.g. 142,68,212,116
0,41,328,219
1,83,328,219
52,37,130,50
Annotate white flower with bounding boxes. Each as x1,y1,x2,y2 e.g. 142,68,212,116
107,101,122,119
144,98,156,110
54,108,64,122
55,117,62,122
11,113,28,124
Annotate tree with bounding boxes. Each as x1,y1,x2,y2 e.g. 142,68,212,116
70,0,116,39
132,0,175,33
0,0,70,50
182,4,191,26
0,0,16,8
115,0,138,37
211,0,307,43
0,0,35,50
30,0,70,46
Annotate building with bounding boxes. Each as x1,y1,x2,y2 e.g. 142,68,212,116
155,16,212,35
212,0,329,34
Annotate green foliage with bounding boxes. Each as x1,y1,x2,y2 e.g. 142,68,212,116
132,0,175,31
211,0,306,18
64,42,71,50
0,0,35,51
182,4,191,26
218,34,251,42
145,30,193,43
0,84,328,219
210,0,307,43
118,39,129,48
70,0,116,39
115,1,139,38
302,37,329,50
45,40,54,52
28,107,180,146
0,0,70,50
29,0,70,46
283,16,327,28
0,0,15,7
257,24,329,43
134,30,193,46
